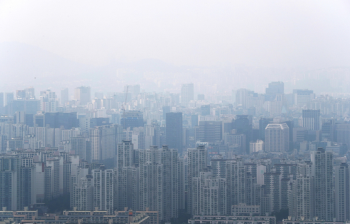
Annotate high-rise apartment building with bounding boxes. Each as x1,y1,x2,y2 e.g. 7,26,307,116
61,88,69,106
265,123,289,152
192,171,226,216
311,148,334,221
166,112,183,154
181,83,194,105
92,166,114,214
187,145,207,214
90,125,117,161
40,90,58,112
302,110,320,130
138,145,179,221
293,89,314,107
75,86,91,105
335,163,349,222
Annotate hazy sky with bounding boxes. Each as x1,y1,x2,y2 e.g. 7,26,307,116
1,0,350,68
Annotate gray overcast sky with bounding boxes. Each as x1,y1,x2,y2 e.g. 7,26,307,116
1,0,350,68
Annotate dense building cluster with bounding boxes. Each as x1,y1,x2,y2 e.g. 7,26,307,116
1,82,350,223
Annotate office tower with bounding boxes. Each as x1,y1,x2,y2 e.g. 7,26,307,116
166,112,183,154
321,119,335,141
191,114,198,127
335,123,350,147
293,89,314,107
75,86,91,105
259,118,272,140
302,110,320,130
201,105,210,116
139,145,179,221
61,88,69,106
92,166,114,214
121,110,144,130
5,92,14,106
265,81,284,101
90,125,116,162
44,112,78,129
311,148,334,221
187,145,207,214
335,163,349,222
232,115,252,154
265,123,289,152
181,83,194,105
40,90,58,112
192,171,226,216
197,121,222,143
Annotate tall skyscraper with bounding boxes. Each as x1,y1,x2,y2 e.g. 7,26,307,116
311,148,334,221
181,83,194,105
265,123,289,152
197,121,222,143
75,86,91,105
302,109,320,130
265,81,284,101
166,112,183,154
61,88,69,106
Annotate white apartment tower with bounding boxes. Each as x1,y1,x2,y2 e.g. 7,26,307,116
265,123,289,152
192,171,226,216
92,166,114,214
